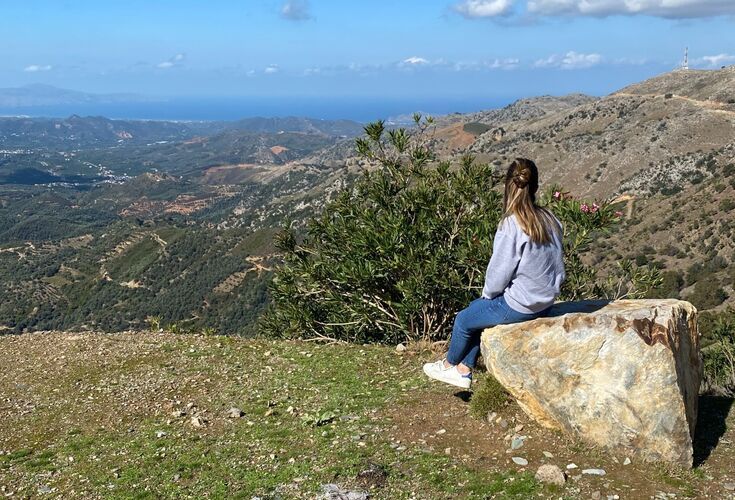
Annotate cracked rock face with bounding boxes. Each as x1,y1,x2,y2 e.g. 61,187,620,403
480,299,701,466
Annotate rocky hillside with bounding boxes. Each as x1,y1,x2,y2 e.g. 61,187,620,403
463,67,735,199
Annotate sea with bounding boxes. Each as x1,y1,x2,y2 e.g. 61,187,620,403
0,95,512,123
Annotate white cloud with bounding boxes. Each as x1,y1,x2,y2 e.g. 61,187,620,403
694,53,735,69
402,56,430,65
534,51,602,69
527,0,735,18
24,64,52,72
264,65,279,74
454,0,515,18
487,57,521,69
157,53,186,69
281,0,312,20
450,58,521,71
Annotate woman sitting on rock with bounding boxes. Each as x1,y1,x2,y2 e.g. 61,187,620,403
423,158,565,389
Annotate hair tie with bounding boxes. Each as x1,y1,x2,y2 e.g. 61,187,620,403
513,172,530,188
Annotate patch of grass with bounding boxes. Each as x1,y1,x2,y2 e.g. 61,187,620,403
26,450,56,470
5,448,33,462
397,451,540,498
463,122,493,136
469,374,510,418
653,464,701,498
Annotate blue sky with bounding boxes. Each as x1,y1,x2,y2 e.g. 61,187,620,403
2,0,734,101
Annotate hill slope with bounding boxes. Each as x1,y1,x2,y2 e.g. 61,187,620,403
465,67,735,198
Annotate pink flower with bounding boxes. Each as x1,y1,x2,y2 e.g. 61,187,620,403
553,191,562,200
580,203,590,213
615,211,624,217
590,203,600,213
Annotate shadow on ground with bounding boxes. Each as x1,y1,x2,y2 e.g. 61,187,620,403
453,390,472,403
693,394,734,467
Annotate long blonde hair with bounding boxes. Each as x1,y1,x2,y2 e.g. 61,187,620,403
503,158,558,245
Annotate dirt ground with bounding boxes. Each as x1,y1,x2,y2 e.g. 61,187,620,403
385,375,735,499
0,331,733,499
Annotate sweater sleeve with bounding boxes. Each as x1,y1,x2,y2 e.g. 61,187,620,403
481,220,522,300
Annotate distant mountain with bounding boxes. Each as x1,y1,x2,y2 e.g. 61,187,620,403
0,111,365,150
0,115,197,148
0,84,152,108
225,116,364,137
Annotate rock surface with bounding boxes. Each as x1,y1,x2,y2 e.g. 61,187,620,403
480,299,701,466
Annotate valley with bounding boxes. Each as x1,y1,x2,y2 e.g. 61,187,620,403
1,67,734,335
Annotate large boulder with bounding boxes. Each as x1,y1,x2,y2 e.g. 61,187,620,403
480,299,701,467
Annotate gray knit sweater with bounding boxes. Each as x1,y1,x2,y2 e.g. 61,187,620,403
481,213,565,314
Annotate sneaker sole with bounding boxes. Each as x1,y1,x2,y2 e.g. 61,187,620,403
423,365,472,389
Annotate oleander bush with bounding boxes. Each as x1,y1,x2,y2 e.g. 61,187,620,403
261,116,661,344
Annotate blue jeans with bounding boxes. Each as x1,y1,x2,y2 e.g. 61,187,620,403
446,295,546,369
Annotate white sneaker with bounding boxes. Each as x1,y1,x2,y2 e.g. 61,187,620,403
423,359,472,389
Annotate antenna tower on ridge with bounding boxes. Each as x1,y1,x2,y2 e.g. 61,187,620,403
682,47,689,70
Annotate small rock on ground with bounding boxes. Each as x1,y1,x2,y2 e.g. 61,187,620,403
228,407,244,418
320,483,369,500
582,468,606,476
535,464,566,487
511,457,528,466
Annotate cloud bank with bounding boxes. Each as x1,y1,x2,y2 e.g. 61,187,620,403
453,0,735,18
534,51,602,69
528,0,735,18
157,53,186,69
454,0,515,18
24,64,53,72
694,53,735,69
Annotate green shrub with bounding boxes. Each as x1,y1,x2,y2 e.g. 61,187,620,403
470,375,510,418
463,122,493,136
688,281,728,310
651,270,684,299
686,262,705,285
261,116,661,343
719,199,735,212
699,309,735,394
